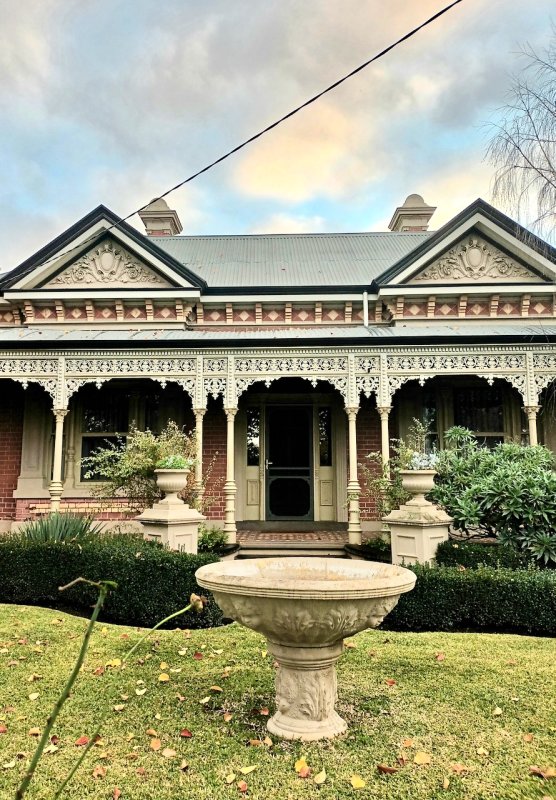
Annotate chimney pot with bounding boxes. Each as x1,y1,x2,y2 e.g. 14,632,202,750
388,193,436,232
138,197,183,236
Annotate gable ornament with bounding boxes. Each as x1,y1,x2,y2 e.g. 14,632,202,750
51,240,165,285
413,236,533,282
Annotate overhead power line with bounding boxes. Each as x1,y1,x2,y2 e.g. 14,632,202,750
15,0,463,277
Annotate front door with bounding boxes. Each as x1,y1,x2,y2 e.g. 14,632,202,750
265,405,313,520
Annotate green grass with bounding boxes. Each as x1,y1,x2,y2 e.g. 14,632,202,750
0,605,555,800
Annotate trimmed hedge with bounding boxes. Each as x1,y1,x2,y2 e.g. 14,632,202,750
0,535,222,629
385,564,556,636
435,539,533,570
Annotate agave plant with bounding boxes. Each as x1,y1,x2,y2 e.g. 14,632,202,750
18,512,104,543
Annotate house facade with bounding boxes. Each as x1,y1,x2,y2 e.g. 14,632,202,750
1,194,556,544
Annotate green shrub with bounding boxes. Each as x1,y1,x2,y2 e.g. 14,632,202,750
431,428,556,565
385,564,556,636
18,512,104,543
435,539,532,570
198,525,229,554
360,537,392,562
0,535,222,629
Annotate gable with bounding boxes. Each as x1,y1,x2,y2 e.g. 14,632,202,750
407,233,545,285
41,237,173,289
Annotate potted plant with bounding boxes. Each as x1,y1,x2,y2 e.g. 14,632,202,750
155,455,195,503
399,451,439,505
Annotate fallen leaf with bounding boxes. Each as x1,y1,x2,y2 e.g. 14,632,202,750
402,738,414,747
158,674,170,683
295,757,308,773
210,685,223,693
28,693,40,701
223,712,233,723
179,760,189,771
377,763,398,774
350,775,366,789
159,662,169,670
225,773,236,784
162,748,176,758
249,739,264,747
136,767,146,776
344,641,357,649
28,728,41,737
477,747,489,756
414,751,432,765
259,707,269,716
385,679,397,686
135,688,147,696
435,652,446,662
44,744,58,754
176,694,186,702
239,765,257,775
113,789,121,799
178,648,188,656
27,673,42,682
180,728,193,738
263,736,273,747
154,713,162,720
0,726,6,734
113,704,125,712
145,728,157,737
524,733,534,743
199,696,210,705
298,765,312,778
237,780,248,793
75,735,89,746
451,763,469,775
92,765,106,779
314,768,327,785
530,765,556,780
193,651,203,660
2,761,16,769
493,707,503,716
150,738,162,751
442,776,450,789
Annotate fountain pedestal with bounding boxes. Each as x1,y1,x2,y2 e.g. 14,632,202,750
196,557,415,741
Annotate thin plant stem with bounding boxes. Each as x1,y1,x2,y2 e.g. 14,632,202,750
16,578,115,800
53,601,195,799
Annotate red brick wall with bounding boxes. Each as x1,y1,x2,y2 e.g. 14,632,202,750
356,395,382,520
0,383,24,520
202,397,226,520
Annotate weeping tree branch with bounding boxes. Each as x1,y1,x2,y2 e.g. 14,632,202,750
486,31,556,242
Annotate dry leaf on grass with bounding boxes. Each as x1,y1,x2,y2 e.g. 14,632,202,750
377,763,398,774
314,769,326,785
350,774,366,789
414,751,432,765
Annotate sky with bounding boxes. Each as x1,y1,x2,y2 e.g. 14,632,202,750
0,0,554,270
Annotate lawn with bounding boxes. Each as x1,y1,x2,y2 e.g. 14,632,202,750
0,604,554,800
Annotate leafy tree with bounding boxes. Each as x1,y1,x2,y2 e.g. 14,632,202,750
486,31,556,241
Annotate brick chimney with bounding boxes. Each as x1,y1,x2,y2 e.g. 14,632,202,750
138,198,183,236
388,193,436,232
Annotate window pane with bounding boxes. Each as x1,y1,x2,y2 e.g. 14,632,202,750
81,392,128,432
454,386,504,433
319,408,332,466
246,408,260,466
422,392,438,453
80,436,122,480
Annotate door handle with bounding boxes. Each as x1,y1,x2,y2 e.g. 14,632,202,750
265,459,273,470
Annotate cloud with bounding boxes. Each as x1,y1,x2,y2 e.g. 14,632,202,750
249,213,326,234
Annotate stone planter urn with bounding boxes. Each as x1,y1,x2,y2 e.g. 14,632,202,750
385,469,452,565
196,557,415,741
154,468,190,501
137,467,205,553
399,469,437,506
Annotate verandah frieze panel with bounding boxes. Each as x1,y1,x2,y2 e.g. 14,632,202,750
3,344,556,408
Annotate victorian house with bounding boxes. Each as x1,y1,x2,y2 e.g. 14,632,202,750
1,194,555,546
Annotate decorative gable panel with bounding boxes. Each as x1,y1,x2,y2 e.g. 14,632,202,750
42,238,172,289
408,235,543,284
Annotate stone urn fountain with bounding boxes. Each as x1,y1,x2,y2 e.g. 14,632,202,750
195,557,415,741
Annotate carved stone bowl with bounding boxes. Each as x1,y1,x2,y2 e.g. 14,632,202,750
196,557,415,741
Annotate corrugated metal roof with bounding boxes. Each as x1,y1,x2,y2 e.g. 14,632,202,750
150,232,431,287
0,323,553,345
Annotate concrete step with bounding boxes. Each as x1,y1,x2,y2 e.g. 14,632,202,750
236,550,348,559
236,542,348,559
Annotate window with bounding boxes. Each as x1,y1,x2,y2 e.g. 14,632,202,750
246,407,260,466
454,385,505,446
318,407,333,466
79,387,130,480
422,392,439,452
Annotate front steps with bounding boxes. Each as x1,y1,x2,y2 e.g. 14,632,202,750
233,541,349,560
